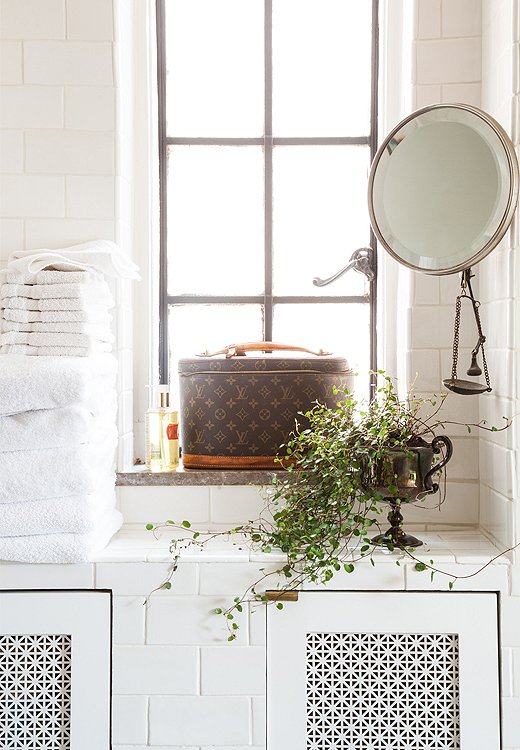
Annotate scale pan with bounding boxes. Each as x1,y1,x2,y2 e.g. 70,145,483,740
442,378,491,395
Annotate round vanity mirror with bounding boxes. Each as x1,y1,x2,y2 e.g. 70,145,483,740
368,104,519,275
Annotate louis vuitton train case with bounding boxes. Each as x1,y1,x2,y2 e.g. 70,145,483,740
178,342,354,469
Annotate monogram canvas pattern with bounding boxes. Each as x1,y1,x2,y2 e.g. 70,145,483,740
306,632,460,750
0,634,72,749
179,356,353,464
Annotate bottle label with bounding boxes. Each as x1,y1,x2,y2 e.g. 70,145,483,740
166,423,178,440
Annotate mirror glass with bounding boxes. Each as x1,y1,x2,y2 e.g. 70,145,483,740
368,105,519,275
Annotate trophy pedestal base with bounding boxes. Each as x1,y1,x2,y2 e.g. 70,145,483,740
371,500,424,549
372,530,423,549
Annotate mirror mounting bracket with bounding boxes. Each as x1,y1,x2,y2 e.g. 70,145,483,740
313,247,375,288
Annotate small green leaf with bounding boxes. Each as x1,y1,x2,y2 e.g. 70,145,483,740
448,580,454,590
228,635,236,642
182,520,191,528
415,562,427,572
163,581,172,590
214,608,223,614
343,563,355,574
276,602,284,610
145,523,154,531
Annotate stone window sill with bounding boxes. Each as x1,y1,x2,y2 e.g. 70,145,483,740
116,464,284,487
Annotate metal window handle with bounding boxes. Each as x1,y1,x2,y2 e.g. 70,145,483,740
313,247,375,287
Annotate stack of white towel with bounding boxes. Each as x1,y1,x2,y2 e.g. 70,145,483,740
0,356,123,563
0,269,115,356
0,240,140,563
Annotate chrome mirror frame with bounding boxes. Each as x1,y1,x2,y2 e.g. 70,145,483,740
368,103,519,276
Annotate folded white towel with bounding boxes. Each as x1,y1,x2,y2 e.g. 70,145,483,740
0,269,101,285
0,406,117,452
1,296,114,311
0,343,111,356
1,279,113,301
0,508,123,563
8,240,140,280
0,354,117,416
2,307,112,324
1,319,114,341
0,486,116,537
0,431,117,504
0,330,111,348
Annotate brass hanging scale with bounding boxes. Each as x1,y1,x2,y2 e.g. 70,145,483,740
443,269,492,395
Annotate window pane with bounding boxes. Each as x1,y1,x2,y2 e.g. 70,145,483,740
273,303,370,401
272,0,373,136
165,0,264,136
167,146,264,296
168,304,263,403
273,146,371,296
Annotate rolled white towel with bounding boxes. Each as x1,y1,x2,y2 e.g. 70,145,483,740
2,307,112,324
0,430,117,504
0,508,123,563
8,240,140,280
1,320,114,342
0,353,117,416
0,406,117,452
0,486,116,537
1,296,114,312
0,269,101,285
1,280,112,301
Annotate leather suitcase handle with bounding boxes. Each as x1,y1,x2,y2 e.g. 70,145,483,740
198,341,332,358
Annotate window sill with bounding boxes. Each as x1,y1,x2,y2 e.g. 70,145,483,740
116,464,284,487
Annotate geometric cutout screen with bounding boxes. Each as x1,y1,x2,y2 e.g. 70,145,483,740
0,634,72,749
306,632,460,749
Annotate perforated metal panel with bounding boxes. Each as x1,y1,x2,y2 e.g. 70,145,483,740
306,632,460,750
0,634,72,749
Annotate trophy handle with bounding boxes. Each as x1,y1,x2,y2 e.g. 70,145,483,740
424,435,453,493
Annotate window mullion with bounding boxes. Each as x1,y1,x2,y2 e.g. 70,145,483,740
263,0,273,342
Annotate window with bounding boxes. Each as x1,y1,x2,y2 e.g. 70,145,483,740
157,0,379,400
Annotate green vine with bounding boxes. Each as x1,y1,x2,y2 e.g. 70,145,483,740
147,373,512,640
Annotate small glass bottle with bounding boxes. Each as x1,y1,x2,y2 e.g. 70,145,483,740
159,387,179,470
145,385,179,471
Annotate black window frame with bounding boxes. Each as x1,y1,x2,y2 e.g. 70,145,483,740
156,0,379,389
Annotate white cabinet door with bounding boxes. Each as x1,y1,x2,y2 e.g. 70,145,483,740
267,591,500,750
0,590,111,750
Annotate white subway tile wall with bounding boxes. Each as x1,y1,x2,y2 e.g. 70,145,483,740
0,0,135,466
1,0,520,747
412,4,520,750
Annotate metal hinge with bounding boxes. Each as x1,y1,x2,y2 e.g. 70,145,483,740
313,246,375,287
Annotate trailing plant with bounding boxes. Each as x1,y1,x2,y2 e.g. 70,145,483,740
147,373,512,640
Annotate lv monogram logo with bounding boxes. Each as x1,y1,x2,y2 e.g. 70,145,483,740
235,385,248,400
194,429,205,444
195,384,206,399
281,385,294,400
236,430,249,445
